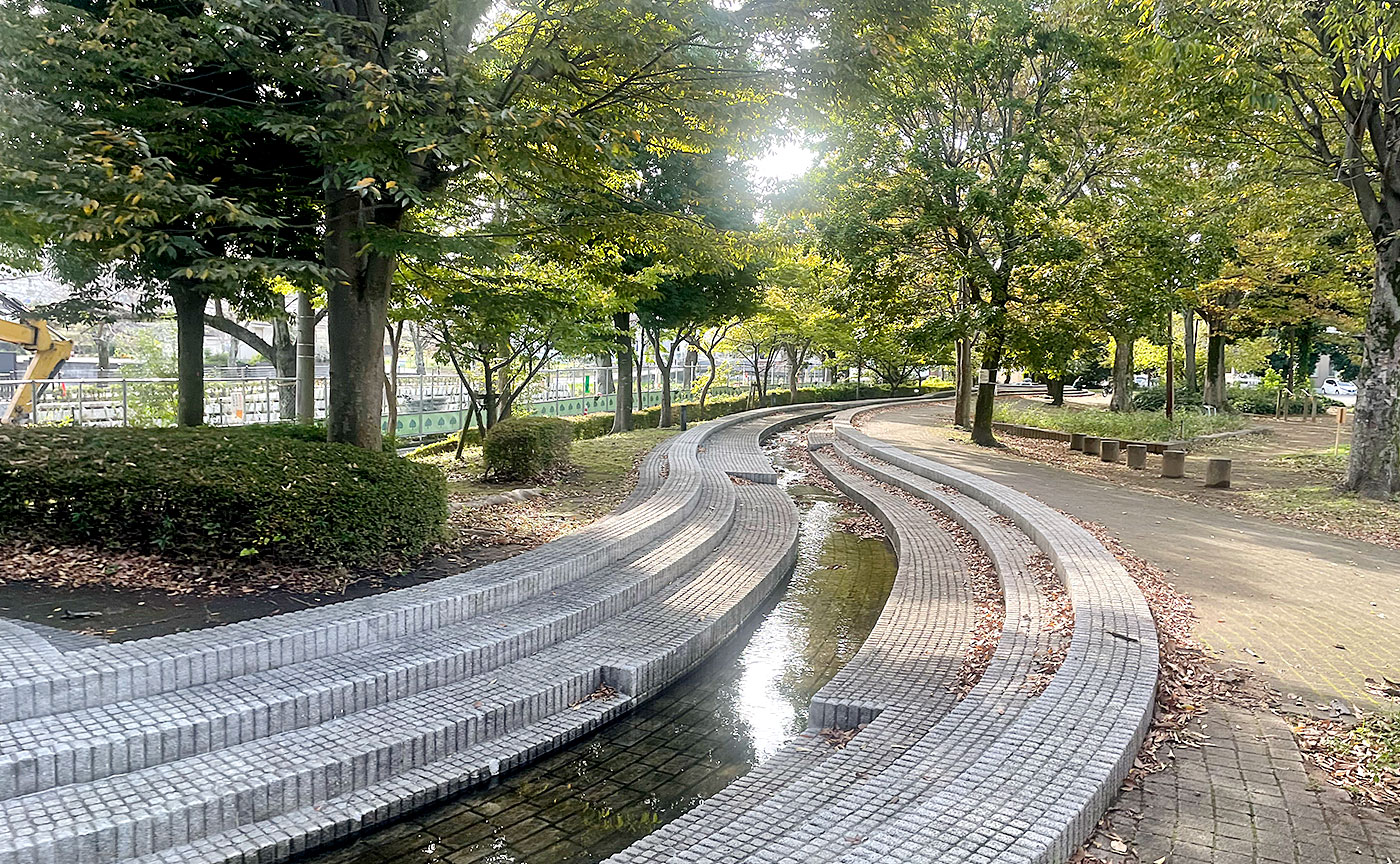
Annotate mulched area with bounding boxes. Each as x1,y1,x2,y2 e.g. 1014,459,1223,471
0,450,653,600
1293,712,1400,817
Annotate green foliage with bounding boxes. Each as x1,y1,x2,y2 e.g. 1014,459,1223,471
1131,386,1204,412
0,426,446,564
993,401,1247,440
482,416,575,480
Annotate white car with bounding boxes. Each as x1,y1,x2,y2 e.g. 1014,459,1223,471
1321,378,1357,397
1227,372,1262,388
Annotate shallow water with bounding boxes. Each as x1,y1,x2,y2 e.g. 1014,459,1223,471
308,439,896,864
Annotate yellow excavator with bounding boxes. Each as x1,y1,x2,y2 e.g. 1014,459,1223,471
0,294,73,423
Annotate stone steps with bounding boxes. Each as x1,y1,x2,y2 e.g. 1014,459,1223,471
0,421,731,724
611,443,997,864
0,400,880,864
606,399,1156,864
0,470,735,799
125,692,634,864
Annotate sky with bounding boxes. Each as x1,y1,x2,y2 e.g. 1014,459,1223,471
748,139,817,182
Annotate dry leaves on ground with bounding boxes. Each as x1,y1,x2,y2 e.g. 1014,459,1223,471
1292,713,1400,814
1072,518,1253,863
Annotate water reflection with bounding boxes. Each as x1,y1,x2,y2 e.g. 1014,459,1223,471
307,440,895,864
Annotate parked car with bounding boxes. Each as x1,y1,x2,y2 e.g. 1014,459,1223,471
1321,377,1357,396
1227,372,1262,388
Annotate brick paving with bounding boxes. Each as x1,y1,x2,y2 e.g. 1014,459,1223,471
1098,704,1399,864
861,401,1400,864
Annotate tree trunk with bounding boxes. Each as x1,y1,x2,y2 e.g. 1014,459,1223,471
594,353,614,395
698,346,718,417
683,347,698,390
96,323,111,373
1183,308,1198,393
1345,242,1400,497
954,336,973,428
1298,326,1315,388
1204,328,1228,409
296,290,316,422
324,188,400,450
272,317,296,420
496,364,512,421
170,279,207,427
658,366,673,426
970,322,1005,447
384,321,403,440
1110,332,1134,412
1048,376,1065,406
786,345,801,403
611,312,633,433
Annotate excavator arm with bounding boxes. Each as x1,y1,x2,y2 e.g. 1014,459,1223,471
0,317,73,423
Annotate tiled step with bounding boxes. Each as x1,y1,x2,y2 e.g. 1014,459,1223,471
0,472,735,798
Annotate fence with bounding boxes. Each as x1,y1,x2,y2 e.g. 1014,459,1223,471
0,364,761,438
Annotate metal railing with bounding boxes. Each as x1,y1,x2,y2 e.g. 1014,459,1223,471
0,360,850,435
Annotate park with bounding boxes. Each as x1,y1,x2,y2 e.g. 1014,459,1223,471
0,0,1396,862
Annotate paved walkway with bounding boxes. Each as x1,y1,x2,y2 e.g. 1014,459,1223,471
861,403,1400,863
860,402,1400,710
1099,703,1399,864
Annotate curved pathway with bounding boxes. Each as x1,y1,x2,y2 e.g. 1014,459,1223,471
858,401,1400,864
859,401,1400,709
609,401,1160,864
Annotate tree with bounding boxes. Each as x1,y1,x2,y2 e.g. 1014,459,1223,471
3,0,767,448
1139,0,1400,493
403,256,611,453
762,252,846,401
1,0,323,426
793,0,1135,445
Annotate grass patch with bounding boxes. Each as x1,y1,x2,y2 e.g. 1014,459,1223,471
415,426,680,515
993,401,1251,441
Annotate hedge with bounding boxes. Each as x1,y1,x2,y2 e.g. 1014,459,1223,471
482,416,574,480
0,425,448,564
410,383,945,459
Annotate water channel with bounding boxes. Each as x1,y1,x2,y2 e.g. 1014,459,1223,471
305,433,898,864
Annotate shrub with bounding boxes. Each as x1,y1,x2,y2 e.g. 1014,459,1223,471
482,416,574,480
1230,385,1315,415
1131,386,1204,412
0,425,447,564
